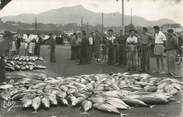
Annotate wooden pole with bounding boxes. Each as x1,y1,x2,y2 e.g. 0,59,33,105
35,17,37,34
87,22,89,34
102,12,104,33
121,0,125,34
130,8,132,24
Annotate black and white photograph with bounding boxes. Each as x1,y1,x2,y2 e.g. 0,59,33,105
0,0,183,117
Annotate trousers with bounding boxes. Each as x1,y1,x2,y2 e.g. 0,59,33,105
166,50,177,74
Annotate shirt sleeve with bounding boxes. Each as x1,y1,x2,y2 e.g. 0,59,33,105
126,37,129,43
161,32,166,41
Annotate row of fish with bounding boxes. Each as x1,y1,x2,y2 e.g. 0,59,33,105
5,56,46,71
7,56,44,62
0,73,182,116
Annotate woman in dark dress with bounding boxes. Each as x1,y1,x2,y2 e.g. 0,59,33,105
80,31,89,64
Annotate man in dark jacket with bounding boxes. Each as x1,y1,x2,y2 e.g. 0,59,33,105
118,30,127,66
34,34,42,57
47,33,56,63
79,30,90,64
165,29,179,77
139,27,153,72
0,31,14,83
107,29,115,65
70,33,77,60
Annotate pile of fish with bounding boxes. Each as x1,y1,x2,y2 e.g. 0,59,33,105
0,73,182,116
5,56,46,71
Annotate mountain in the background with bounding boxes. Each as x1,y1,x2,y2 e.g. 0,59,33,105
2,5,176,27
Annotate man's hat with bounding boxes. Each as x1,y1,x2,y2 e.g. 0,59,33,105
108,29,113,32
167,29,174,33
153,25,160,30
143,27,148,31
129,29,135,32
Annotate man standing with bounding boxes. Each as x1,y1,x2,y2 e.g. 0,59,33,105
106,29,116,65
16,34,22,55
153,26,166,74
70,33,77,60
113,33,120,65
126,29,138,71
0,31,13,83
165,29,179,77
75,32,82,64
140,27,153,72
34,34,42,57
118,30,127,66
79,30,90,64
88,32,94,62
47,33,56,63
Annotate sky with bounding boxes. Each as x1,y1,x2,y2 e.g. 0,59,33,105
0,0,182,25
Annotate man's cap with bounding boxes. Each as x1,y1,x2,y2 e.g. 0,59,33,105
153,25,160,30
49,33,53,36
167,29,174,33
129,29,135,32
108,29,113,32
143,27,148,31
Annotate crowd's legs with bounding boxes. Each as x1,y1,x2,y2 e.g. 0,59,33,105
119,45,126,65
50,46,56,63
127,46,138,71
75,45,81,64
34,44,41,57
154,44,165,73
107,45,114,65
113,45,120,65
166,50,177,75
141,45,150,72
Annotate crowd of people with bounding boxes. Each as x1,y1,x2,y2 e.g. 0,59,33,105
70,26,183,77
0,31,57,63
0,25,182,83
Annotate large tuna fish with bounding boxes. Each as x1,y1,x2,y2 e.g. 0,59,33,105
89,96,106,103
106,97,130,110
123,97,148,107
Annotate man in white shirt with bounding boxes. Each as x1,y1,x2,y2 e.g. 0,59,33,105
153,26,166,74
88,32,94,61
23,34,31,56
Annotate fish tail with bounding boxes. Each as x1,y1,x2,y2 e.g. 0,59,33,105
120,113,126,117
80,112,90,115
